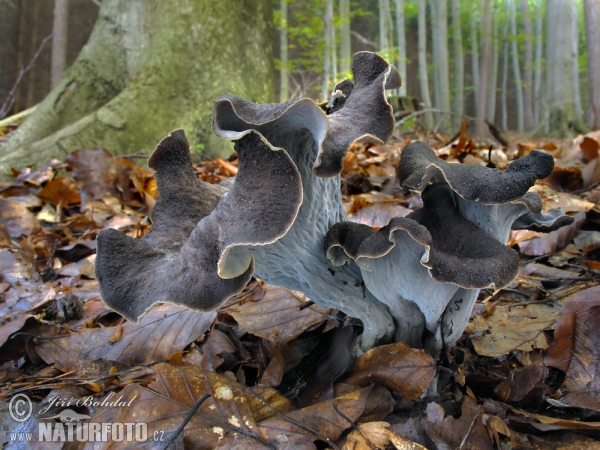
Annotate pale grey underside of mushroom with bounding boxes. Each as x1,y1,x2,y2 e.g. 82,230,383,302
325,141,574,355
95,52,401,350
212,52,401,349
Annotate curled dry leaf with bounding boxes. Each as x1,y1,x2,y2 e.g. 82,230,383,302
228,284,332,343
425,397,495,450
0,198,41,239
494,363,545,402
345,342,436,401
467,302,561,358
36,304,216,371
544,285,600,412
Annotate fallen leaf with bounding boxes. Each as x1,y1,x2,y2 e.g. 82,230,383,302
228,284,331,343
345,342,436,401
349,203,412,228
36,304,217,371
494,363,545,402
0,198,41,238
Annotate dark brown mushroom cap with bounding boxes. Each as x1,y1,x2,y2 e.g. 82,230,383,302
95,130,302,321
315,52,401,177
398,141,555,204
326,184,520,291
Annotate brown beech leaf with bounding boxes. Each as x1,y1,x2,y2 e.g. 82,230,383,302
38,177,81,207
228,284,331,343
349,202,412,228
512,211,586,256
36,304,216,371
506,405,600,432
544,285,600,411
0,198,41,238
494,363,545,402
248,386,294,422
580,136,600,161
259,346,285,387
86,364,267,450
345,342,436,400
258,385,372,447
425,397,495,450
197,328,237,371
467,302,560,357
334,383,396,423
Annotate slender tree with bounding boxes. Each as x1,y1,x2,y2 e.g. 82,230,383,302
533,0,543,126
418,0,434,128
452,0,464,125
487,4,499,122
522,0,534,130
501,1,509,131
470,4,480,106
395,0,407,96
279,0,289,102
546,0,586,134
584,0,600,129
571,1,582,120
322,0,334,100
431,0,451,129
477,0,492,134
510,0,524,131
339,0,352,76
379,0,391,56
51,0,69,89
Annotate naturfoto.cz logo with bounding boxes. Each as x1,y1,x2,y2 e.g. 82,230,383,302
8,393,166,444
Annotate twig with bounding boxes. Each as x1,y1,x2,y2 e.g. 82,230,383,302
159,393,211,450
115,152,150,159
350,31,378,48
0,33,53,119
247,388,340,450
332,403,377,450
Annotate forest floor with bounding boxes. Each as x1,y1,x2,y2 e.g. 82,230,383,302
0,120,599,449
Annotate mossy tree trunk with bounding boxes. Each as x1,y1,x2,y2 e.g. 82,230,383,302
0,0,274,177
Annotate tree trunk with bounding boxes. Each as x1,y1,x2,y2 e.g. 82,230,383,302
501,2,509,132
418,0,434,129
533,0,543,126
339,0,352,76
487,5,499,123
546,0,587,135
451,0,464,126
510,0,524,131
279,0,289,102
521,0,534,130
51,0,69,89
395,0,406,97
571,1,582,120
470,4,480,107
322,0,334,100
0,0,274,177
431,0,451,130
585,0,600,129
476,0,491,135
379,0,390,56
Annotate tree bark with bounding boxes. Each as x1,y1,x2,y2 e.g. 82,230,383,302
279,0,289,102
322,0,334,100
501,2,509,132
487,5,499,123
546,0,587,135
470,4,480,107
431,0,451,130
51,0,69,89
533,0,543,127
521,0,534,130
0,0,274,177
339,0,352,76
395,0,407,97
476,0,491,135
571,1,582,120
585,0,600,129
418,0,434,129
510,0,524,131
451,0,464,126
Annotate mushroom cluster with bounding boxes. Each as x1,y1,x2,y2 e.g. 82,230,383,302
96,52,573,355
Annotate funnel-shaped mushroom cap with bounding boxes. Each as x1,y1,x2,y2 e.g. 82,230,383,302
96,130,302,321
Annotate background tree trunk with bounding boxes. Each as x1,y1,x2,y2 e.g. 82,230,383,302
395,0,406,97
279,0,289,102
501,3,509,132
546,0,586,135
487,6,499,123
50,0,68,89
451,0,464,126
476,0,491,135
571,1,582,120
470,5,480,107
0,0,274,177
533,0,543,127
585,0,600,129
418,0,434,129
322,0,334,100
510,0,524,131
521,0,534,130
431,0,450,130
